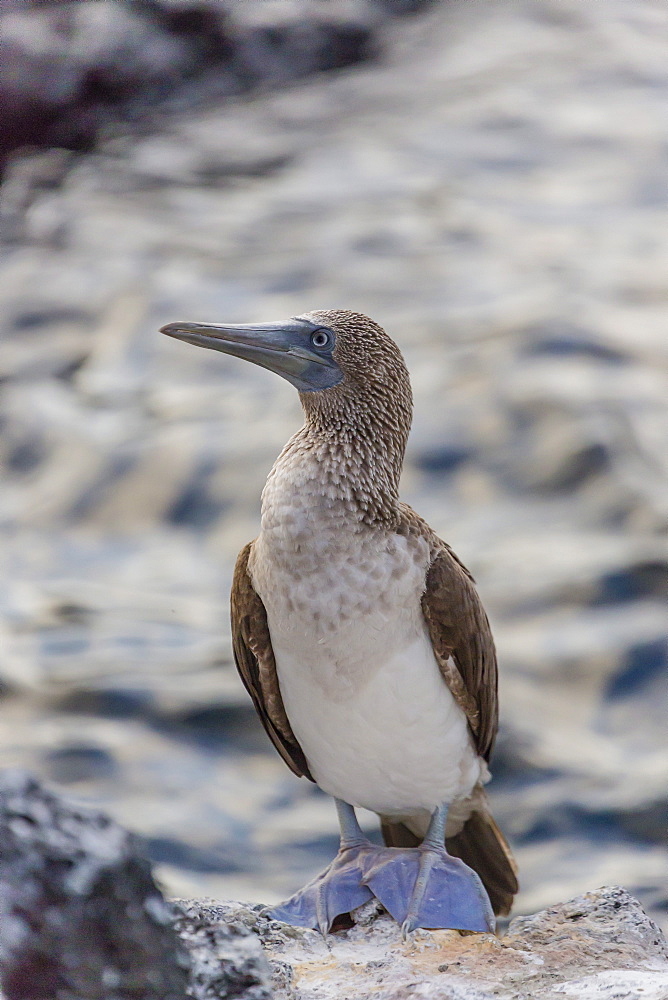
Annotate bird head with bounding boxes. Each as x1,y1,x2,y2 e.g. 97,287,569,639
161,308,412,416
161,309,413,509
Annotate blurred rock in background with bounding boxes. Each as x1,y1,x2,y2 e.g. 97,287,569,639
0,770,190,1000
0,0,666,933
0,0,422,171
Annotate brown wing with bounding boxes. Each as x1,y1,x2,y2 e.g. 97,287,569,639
421,540,498,760
398,506,498,761
230,541,313,781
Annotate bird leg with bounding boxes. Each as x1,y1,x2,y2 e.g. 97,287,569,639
267,800,377,935
361,803,496,935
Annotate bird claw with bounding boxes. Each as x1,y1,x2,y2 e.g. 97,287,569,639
401,917,416,941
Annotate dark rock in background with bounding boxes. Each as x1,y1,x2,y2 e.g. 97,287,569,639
0,770,189,1000
0,0,392,171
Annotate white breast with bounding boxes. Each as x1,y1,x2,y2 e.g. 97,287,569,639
250,490,484,823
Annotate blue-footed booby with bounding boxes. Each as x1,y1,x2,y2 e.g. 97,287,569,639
161,310,518,935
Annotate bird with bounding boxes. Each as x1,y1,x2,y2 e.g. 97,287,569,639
160,309,518,936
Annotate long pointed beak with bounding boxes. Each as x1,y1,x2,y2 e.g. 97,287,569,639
160,318,342,392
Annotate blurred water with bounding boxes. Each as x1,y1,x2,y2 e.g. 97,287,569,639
0,0,666,929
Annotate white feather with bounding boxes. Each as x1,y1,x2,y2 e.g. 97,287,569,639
250,469,485,826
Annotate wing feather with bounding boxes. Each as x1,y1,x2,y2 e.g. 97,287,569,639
399,506,498,761
230,541,313,780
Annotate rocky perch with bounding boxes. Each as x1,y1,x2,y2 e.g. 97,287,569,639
0,773,666,999
176,890,668,1000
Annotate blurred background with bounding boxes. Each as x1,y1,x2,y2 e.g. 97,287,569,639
1,0,666,930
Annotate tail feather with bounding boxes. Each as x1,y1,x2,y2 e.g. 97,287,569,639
380,819,420,848
381,805,518,918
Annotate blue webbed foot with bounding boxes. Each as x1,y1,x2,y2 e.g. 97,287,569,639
362,843,495,935
267,842,376,935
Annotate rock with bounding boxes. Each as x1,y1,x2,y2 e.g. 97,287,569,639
0,774,665,1000
173,900,272,1000
0,1,194,164
0,770,189,1000
504,885,667,971
173,888,668,1000
0,0,381,169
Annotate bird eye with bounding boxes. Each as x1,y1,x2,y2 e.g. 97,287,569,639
310,329,332,350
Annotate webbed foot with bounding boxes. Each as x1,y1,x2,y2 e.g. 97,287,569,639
267,841,377,934
362,843,495,935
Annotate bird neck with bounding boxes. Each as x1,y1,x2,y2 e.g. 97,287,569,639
265,389,410,528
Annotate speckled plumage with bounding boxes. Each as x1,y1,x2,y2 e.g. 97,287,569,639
229,309,518,916
250,487,485,825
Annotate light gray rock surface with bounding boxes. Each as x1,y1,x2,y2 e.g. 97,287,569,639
0,0,666,934
173,887,668,1000
174,900,273,1000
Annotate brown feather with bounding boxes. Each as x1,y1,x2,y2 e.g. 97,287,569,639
389,506,517,915
380,819,420,849
230,541,313,781
397,505,498,761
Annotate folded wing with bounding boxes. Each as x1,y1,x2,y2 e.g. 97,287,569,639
230,541,313,781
